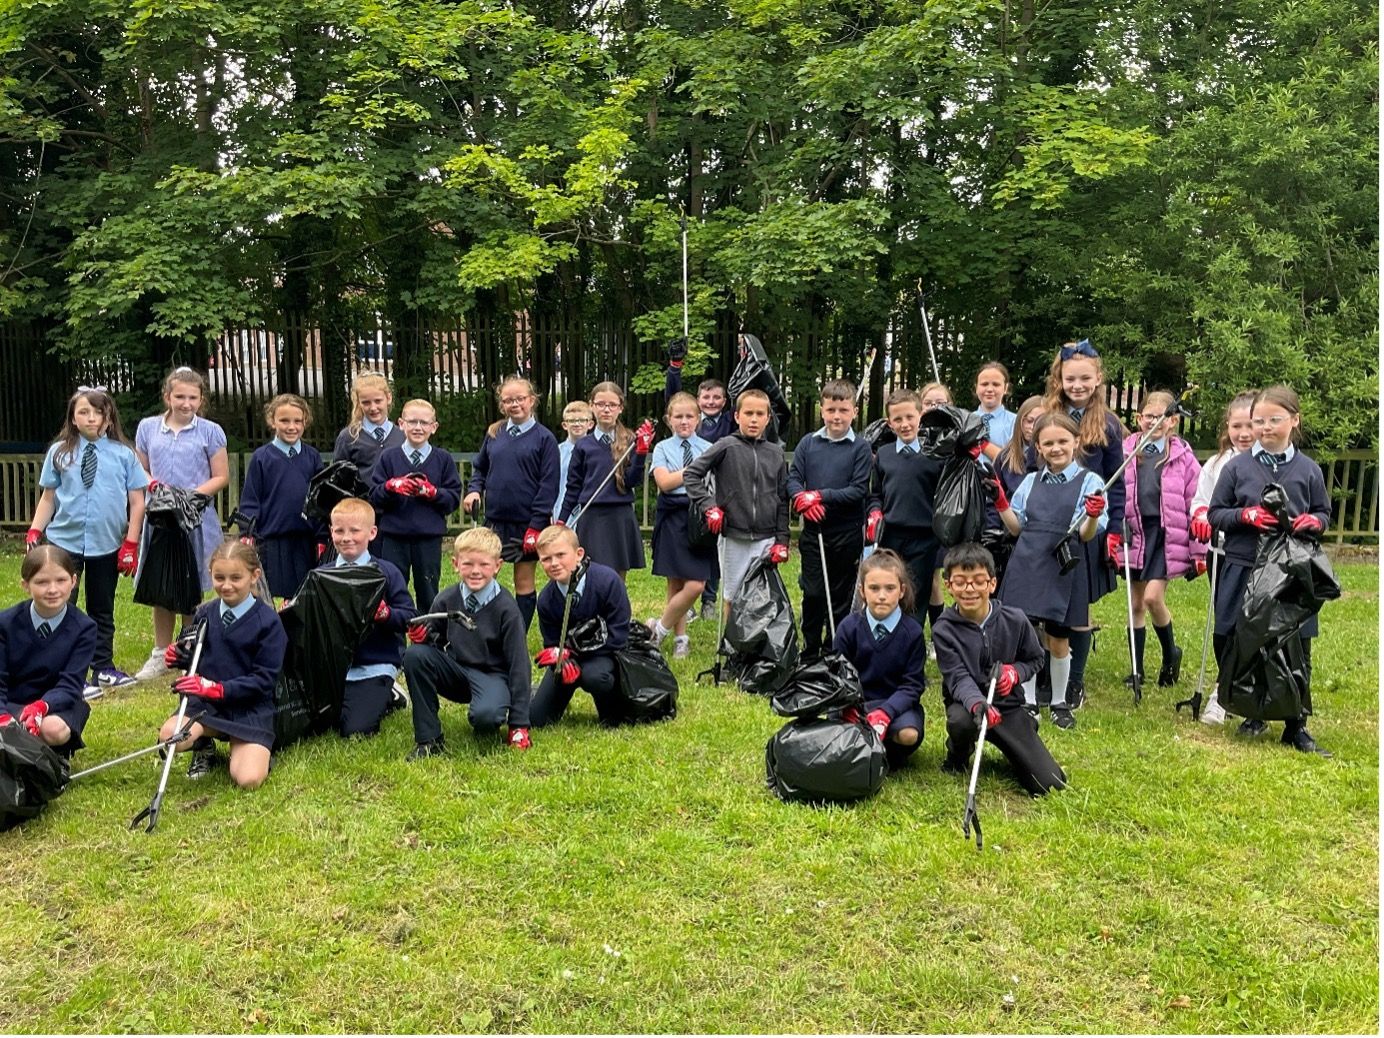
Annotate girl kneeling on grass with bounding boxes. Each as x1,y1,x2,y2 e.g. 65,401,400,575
160,540,287,788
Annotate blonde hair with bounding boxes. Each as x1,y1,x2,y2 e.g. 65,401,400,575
330,497,376,524
665,391,698,419
1001,395,1045,477
735,388,770,412
400,399,435,420
264,393,312,430
346,372,392,440
589,381,633,493
563,400,593,422
535,524,580,553
918,382,953,405
208,539,269,603
1138,390,1178,470
1044,345,1121,450
486,376,540,439
1218,390,1259,453
453,527,503,558
1253,384,1304,445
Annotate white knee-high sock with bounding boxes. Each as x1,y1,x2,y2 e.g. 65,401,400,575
1049,655,1072,708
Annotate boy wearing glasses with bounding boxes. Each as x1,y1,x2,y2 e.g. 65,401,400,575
933,542,1067,796
369,399,462,609
554,401,594,525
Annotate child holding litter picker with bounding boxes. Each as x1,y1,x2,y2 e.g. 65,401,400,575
1120,390,1206,690
788,378,872,658
0,546,97,758
1208,384,1331,755
831,549,925,769
933,542,1066,796
160,540,286,788
995,412,1107,730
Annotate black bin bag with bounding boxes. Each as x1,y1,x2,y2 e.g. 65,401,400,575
0,723,69,830
726,333,793,444
863,418,896,452
770,653,864,718
304,460,370,526
723,555,799,694
612,625,679,724
274,565,387,746
765,716,887,804
917,405,988,547
1217,484,1341,722
133,485,213,616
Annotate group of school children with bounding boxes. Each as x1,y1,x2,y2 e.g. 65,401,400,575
0,337,1334,802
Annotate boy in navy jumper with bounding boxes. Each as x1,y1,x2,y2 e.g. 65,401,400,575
788,378,872,657
933,543,1066,796
318,498,415,737
369,399,462,612
528,525,631,727
403,527,533,757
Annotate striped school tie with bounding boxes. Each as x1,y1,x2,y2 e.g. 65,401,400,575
36,622,51,640
410,449,423,467
465,592,480,613
599,433,612,446
1259,451,1287,468
80,443,97,489
901,443,917,455
1142,443,1159,456
508,426,521,438
1069,409,1083,423
223,610,236,629
681,439,693,467
373,427,385,444
873,623,888,642
1041,472,1066,485
288,446,298,458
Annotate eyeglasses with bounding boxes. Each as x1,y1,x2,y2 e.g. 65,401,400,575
563,418,593,426
1139,413,1169,422
500,397,531,406
1252,415,1292,427
946,576,991,590
400,418,434,427
591,401,621,410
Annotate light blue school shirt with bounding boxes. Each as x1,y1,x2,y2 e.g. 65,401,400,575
649,434,713,497
38,435,149,557
975,406,1016,451
1009,462,1107,532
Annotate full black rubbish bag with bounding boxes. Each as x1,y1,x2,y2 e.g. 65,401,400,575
1218,484,1342,722
726,333,793,444
304,460,370,526
724,555,799,694
917,404,987,460
133,485,212,615
274,565,387,746
612,625,679,724
915,405,988,547
770,653,864,718
765,716,886,804
0,723,69,830
863,418,896,452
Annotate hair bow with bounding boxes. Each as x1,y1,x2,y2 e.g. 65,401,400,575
75,384,109,394
1059,338,1099,361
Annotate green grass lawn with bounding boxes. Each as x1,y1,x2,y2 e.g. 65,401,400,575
0,543,1377,1034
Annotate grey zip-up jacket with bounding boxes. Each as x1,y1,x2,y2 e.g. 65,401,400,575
683,432,790,546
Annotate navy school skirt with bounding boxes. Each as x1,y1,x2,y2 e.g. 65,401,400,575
572,502,645,571
258,533,317,599
651,499,715,581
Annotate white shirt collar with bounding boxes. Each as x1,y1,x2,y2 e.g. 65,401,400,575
1252,442,1297,462
219,596,257,622
158,414,200,434
814,426,857,442
506,417,537,435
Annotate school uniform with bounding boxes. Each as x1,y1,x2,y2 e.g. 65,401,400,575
649,433,716,582
1000,462,1107,630
933,602,1066,796
369,441,462,610
557,430,646,572
37,435,149,677
0,603,97,754
869,437,944,624
468,417,561,562
332,419,405,472
554,438,580,524
975,406,1016,451
176,597,287,749
1066,408,1125,603
403,579,531,741
529,562,630,727
325,551,416,736
1123,435,1205,582
238,438,324,598
832,607,926,767
789,427,872,656
135,415,227,592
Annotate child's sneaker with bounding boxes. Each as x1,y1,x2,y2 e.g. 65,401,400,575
1200,694,1227,725
672,635,691,659
186,737,220,780
1237,718,1268,737
507,727,531,750
699,602,718,623
97,667,138,689
1050,706,1076,730
406,738,445,761
82,682,105,702
134,648,170,682
387,682,409,714
685,608,698,624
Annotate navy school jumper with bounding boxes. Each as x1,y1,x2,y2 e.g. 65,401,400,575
467,423,561,530
0,602,97,750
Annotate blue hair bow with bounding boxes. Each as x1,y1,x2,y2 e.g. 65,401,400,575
1060,338,1098,361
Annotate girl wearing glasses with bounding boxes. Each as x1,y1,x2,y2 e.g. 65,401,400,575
1207,385,1331,755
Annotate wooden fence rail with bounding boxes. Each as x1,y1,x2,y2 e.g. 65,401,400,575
0,450,1376,542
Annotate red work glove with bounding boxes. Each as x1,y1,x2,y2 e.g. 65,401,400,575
1190,507,1212,543
238,535,255,547
704,506,724,535
967,442,986,461
984,476,1010,513
997,664,1019,697
560,658,581,684
508,726,531,750
634,419,655,454
1290,514,1324,538
316,542,328,561
866,509,884,543
522,527,541,554
174,675,225,700
19,700,48,737
0,714,12,727
24,528,41,551
535,647,567,668
374,600,392,623
1240,506,1278,531
385,476,416,496
146,479,161,493
413,477,438,500
163,643,187,669
407,624,430,644
793,491,826,523
1083,493,1106,518
767,543,790,566
1106,532,1124,566
973,702,1002,728
1195,558,1207,577
865,709,890,740
116,539,139,576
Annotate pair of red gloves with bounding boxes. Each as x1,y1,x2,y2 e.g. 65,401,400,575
385,475,439,499
1200,505,1322,538
0,700,50,737
699,508,789,565
27,530,140,576
535,647,581,684
971,664,1023,729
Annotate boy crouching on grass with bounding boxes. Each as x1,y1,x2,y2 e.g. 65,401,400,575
402,527,533,758
932,542,1067,796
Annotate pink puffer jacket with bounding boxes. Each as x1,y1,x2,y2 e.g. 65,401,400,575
1121,434,1208,578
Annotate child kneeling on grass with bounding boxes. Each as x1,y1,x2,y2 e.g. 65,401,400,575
528,525,631,728
403,527,533,758
933,543,1066,796
161,540,287,789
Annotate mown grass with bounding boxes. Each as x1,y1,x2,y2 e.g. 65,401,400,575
0,543,1376,1033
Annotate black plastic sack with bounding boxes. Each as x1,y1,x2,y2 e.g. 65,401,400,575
863,418,896,451
304,460,370,526
765,716,886,804
723,555,799,694
0,723,69,830
1218,484,1342,722
917,405,987,460
726,333,793,444
770,653,864,718
612,625,679,724
133,485,212,615
566,615,611,655
933,456,987,547
274,565,387,746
